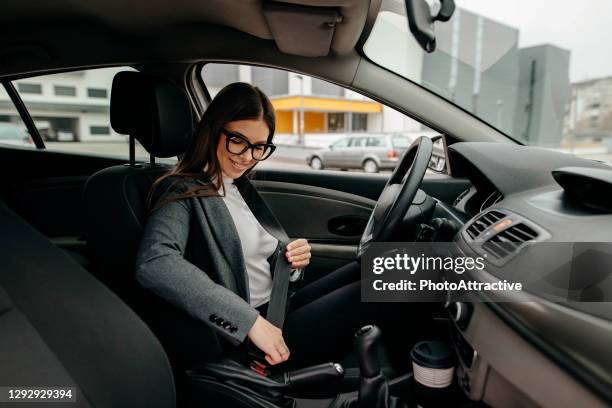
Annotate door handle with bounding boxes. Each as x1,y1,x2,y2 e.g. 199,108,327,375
328,215,368,236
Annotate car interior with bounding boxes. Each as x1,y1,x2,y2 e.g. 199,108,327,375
1,0,611,407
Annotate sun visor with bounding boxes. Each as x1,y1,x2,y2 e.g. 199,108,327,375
263,2,343,57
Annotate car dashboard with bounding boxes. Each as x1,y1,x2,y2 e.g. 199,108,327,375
439,142,612,407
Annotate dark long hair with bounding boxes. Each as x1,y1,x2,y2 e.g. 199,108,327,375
149,82,275,211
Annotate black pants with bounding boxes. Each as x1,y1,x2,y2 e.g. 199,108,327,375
257,261,432,370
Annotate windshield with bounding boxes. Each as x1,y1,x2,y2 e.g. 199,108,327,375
364,0,612,164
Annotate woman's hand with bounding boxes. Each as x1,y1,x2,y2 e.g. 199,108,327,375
247,315,290,365
285,238,311,269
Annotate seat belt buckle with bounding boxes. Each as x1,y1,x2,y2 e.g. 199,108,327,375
249,360,271,377
247,344,271,376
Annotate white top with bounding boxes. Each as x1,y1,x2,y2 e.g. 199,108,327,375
219,174,277,307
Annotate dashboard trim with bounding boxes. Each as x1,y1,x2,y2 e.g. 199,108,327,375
485,301,612,405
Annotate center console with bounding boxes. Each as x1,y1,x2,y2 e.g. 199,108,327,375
447,300,490,401
184,325,469,408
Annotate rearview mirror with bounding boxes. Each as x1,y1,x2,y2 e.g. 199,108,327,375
405,0,455,53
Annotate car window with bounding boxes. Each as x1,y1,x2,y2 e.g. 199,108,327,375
0,86,35,149
367,137,384,147
349,138,367,147
392,136,410,149
200,63,436,173
332,138,349,148
11,66,153,159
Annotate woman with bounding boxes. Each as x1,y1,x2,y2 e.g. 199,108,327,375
136,82,394,369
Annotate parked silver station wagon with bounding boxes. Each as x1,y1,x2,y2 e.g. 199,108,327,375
306,134,411,173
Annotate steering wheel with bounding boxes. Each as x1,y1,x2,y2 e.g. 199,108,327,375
358,136,433,256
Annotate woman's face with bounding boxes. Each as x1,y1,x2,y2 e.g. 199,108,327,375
216,118,270,179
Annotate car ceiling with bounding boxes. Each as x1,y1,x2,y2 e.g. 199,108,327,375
0,0,372,78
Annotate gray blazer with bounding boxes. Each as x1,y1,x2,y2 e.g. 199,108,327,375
135,177,263,346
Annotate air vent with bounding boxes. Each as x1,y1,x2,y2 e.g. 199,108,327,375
482,223,538,259
465,210,506,239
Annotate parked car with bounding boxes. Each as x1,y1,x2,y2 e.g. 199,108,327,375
33,120,58,141
306,134,411,172
0,122,32,146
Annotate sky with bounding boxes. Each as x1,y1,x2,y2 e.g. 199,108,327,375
458,0,612,82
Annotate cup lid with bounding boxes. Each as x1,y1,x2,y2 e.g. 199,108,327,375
411,341,455,369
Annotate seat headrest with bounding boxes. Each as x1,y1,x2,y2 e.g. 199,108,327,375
110,71,193,158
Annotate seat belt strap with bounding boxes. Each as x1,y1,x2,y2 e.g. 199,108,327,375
235,178,291,329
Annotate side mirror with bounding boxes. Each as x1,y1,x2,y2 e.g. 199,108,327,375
428,135,449,173
405,0,455,53
429,155,446,172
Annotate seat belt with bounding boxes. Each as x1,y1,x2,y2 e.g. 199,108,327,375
235,177,292,330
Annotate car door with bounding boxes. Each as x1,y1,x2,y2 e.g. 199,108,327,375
252,168,470,283
323,137,349,168
347,137,367,169
366,136,387,166
0,67,151,262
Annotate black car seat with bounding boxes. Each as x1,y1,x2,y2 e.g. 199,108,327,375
83,70,192,294
0,197,175,408
82,71,225,377
83,71,400,397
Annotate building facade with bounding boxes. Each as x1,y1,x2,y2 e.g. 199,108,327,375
421,8,521,137
202,64,392,136
0,67,129,142
419,9,571,147
567,76,612,142
514,45,571,147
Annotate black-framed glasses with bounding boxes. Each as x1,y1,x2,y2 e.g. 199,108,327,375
221,129,276,161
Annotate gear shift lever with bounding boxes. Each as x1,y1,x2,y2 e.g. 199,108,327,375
355,325,382,378
354,325,406,408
